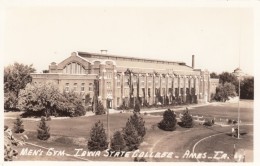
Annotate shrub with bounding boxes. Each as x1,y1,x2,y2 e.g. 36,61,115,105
180,109,194,128
87,121,108,151
37,116,50,140
4,129,20,161
158,109,177,131
13,116,25,133
134,100,141,114
227,119,233,124
95,101,106,115
134,157,147,162
129,113,146,141
122,120,140,151
110,131,126,151
203,120,213,126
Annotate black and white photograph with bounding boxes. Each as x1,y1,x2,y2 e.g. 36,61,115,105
1,0,258,164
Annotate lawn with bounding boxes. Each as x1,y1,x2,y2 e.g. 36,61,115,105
4,100,253,162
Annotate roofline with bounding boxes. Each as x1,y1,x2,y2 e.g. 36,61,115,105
77,51,187,65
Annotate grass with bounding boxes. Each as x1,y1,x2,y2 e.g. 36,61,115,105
4,100,253,161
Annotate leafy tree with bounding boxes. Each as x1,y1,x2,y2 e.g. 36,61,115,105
129,113,146,140
13,116,25,133
37,116,50,140
18,82,85,117
4,91,18,110
158,109,177,131
4,63,35,97
240,77,254,99
180,108,194,128
60,90,86,117
214,82,237,102
4,63,35,110
88,121,108,151
219,72,239,93
210,72,219,78
110,131,126,151
122,120,140,151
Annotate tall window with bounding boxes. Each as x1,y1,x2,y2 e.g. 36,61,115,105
117,75,121,87
124,75,129,86
81,83,85,92
107,82,112,89
73,83,77,92
65,83,69,92
155,77,159,87
140,77,145,87
63,62,86,74
89,83,93,91
133,76,137,87
107,72,113,79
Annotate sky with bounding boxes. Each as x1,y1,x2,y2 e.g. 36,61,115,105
1,1,256,76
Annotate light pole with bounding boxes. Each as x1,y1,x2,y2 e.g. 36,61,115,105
234,68,242,139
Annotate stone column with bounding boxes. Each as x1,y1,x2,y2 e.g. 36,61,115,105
152,74,155,104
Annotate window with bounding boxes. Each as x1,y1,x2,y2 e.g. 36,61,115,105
140,77,145,87
117,75,121,87
81,83,85,92
124,76,129,86
89,83,93,91
107,72,113,79
168,79,172,87
65,83,69,92
107,82,112,89
133,76,137,88
73,83,77,91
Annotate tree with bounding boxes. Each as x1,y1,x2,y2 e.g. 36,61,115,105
122,120,140,151
110,131,126,151
13,116,25,133
4,63,36,109
214,82,237,102
210,72,219,78
158,109,177,131
219,72,239,93
180,108,194,128
129,113,146,140
133,99,141,113
4,91,18,110
88,121,108,151
18,82,85,117
37,117,50,140
95,101,106,115
240,77,254,99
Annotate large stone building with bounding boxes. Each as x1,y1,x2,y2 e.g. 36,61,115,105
31,51,219,109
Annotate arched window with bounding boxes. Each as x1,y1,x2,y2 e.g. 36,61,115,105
63,62,86,74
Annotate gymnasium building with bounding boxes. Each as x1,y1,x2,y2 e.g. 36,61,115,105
31,51,219,109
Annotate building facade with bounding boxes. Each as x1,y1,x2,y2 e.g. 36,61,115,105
31,51,219,109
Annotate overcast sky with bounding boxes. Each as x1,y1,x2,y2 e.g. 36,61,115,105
2,2,256,75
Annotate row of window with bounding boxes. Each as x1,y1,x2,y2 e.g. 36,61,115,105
65,83,93,92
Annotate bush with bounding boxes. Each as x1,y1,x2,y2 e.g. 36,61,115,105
13,116,25,133
203,120,213,126
110,131,126,151
227,119,233,124
158,109,177,131
129,113,146,142
37,116,50,140
122,120,140,151
180,109,194,128
134,100,141,114
95,101,106,115
4,129,20,161
134,157,147,162
87,121,108,151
